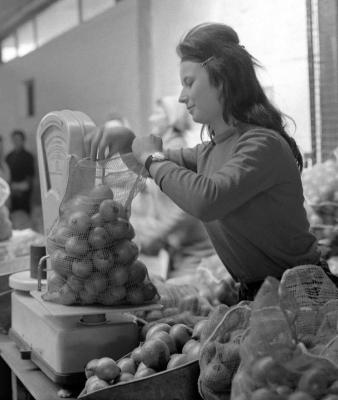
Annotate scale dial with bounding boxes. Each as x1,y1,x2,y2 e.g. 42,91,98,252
36,110,95,235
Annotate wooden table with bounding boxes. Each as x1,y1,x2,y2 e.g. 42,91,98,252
0,334,80,400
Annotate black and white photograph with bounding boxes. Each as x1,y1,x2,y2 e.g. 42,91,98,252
0,1,338,399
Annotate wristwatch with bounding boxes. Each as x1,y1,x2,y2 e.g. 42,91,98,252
144,152,168,173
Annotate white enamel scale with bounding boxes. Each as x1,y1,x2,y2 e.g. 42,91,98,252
9,110,161,386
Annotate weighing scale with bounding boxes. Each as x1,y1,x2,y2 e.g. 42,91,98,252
9,110,161,386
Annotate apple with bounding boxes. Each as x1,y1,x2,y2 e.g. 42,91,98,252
67,211,91,234
182,339,199,354
65,237,89,258
142,282,158,301
126,286,145,305
84,273,107,296
140,339,170,370
214,279,239,306
85,376,109,393
149,331,177,354
85,358,99,378
72,258,93,279
134,367,156,379
63,195,96,217
192,319,209,340
99,285,126,305
79,288,97,305
66,275,83,294
92,249,113,273
89,184,114,201
117,357,136,375
88,227,109,249
104,219,134,241
166,353,188,369
95,357,120,382
50,249,72,277
169,324,192,352
136,362,147,372
91,213,104,228
58,284,77,305
108,266,129,286
130,346,143,365
128,260,147,284
52,224,73,246
47,271,65,292
145,323,171,340
99,199,126,222
115,372,134,383
114,240,139,265
185,341,201,361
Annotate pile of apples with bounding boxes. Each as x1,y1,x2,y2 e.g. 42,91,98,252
82,319,209,395
45,184,158,306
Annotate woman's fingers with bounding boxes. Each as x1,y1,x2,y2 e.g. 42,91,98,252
97,129,117,160
83,126,103,160
85,125,136,161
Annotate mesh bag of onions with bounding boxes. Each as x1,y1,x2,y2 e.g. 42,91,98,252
44,154,159,306
230,268,338,400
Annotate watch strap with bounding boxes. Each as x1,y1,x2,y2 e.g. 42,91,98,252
144,155,154,173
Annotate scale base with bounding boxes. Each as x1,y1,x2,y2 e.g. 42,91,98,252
9,327,86,387
11,291,140,385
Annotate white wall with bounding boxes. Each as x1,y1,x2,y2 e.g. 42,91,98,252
0,0,151,155
151,0,311,153
0,0,311,159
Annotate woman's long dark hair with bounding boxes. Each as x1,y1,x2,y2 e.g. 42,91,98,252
176,22,303,172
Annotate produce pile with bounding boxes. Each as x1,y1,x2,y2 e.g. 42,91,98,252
231,266,338,400
302,159,338,264
76,264,338,400
80,318,207,395
44,156,158,306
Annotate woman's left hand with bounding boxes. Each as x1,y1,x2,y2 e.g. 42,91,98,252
132,134,163,165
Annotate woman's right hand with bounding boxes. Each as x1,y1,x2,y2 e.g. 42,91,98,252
84,125,136,160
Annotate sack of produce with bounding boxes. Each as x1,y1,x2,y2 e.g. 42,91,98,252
302,158,338,207
198,303,251,400
231,271,338,400
44,154,159,306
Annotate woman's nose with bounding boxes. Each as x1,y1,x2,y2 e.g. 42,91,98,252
178,89,187,104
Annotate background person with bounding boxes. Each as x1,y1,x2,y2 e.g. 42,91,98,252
86,22,321,301
6,129,35,217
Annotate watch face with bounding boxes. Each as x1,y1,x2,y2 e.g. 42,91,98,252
152,152,166,162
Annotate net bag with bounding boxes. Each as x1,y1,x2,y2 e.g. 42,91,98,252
231,272,338,400
198,303,251,400
44,154,159,306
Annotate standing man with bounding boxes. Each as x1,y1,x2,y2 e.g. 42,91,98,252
6,130,35,215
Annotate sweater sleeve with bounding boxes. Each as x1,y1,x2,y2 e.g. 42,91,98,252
153,130,285,221
165,145,200,171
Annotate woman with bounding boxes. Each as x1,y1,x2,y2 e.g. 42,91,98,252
86,22,320,300
131,96,217,280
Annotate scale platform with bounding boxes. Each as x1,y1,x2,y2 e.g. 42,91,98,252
30,290,162,317
10,289,162,386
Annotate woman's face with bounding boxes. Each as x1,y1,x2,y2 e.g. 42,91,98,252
179,61,223,126
149,103,169,136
